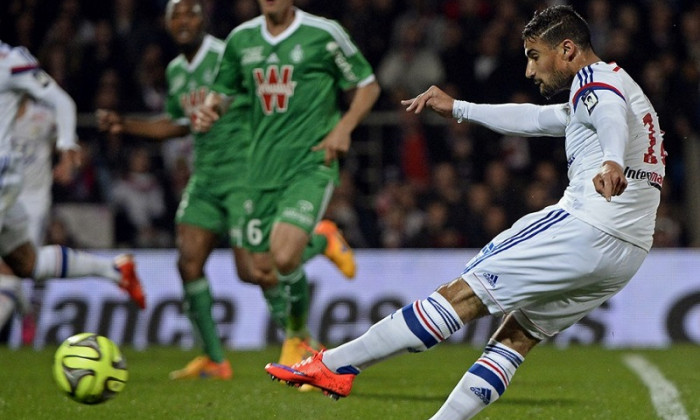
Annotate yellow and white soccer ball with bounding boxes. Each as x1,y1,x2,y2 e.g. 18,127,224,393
53,333,128,404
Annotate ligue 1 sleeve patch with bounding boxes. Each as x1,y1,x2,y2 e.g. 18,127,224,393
582,89,599,114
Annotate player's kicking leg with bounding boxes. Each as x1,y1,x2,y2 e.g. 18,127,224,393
266,280,476,395
5,243,146,309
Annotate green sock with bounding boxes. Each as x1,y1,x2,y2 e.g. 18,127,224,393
184,278,224,363
263,283,288,329
302,233,327,263
278,268,310,337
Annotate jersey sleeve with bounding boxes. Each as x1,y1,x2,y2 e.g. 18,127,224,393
454,101,568,137
325,21,375,90
211,32,243,97
7,47,77,150
572,71,629,167
165,65,184,121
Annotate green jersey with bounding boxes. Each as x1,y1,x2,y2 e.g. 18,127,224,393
166,34,249,182
213,9,375,189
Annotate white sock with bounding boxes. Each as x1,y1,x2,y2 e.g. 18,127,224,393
430,340,524,420
32,245,120,283
323,292,463,373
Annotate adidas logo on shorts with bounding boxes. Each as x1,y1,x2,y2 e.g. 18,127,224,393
481,272,499,287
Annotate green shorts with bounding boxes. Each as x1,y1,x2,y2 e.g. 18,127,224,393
175,173,248,247
243,167,335,252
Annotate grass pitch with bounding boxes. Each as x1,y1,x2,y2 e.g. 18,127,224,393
1,344,698,420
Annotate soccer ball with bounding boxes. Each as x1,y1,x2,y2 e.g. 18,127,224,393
53,333,128,404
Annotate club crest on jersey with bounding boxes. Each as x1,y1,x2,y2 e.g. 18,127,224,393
582,89,599,114
290,44,303,63
253,65,297,114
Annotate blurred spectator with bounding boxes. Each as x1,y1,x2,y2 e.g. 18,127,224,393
398,111,432,191
377,17,445,99
53,139,109,204
408,200,464,248
482,160,523,224
134,42,167,113
325,170,372,248
76,19,129,111
44,214,77,248
585,0,613,52
110,146,170,248
653,203,682,247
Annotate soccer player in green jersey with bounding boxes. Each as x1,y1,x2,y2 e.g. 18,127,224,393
97,0,254,380
98,0,360,380
195,0,380,370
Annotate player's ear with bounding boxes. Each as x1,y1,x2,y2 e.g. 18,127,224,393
561,40,575,61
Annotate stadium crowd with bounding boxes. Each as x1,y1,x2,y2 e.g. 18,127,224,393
0,0,696,249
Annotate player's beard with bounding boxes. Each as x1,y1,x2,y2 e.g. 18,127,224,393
539,69,571,100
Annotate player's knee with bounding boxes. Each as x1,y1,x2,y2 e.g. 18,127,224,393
272,252,301,275
436,277,489,322
4,242,36,278
176,254,205,282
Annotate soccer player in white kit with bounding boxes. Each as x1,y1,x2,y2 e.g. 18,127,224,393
265,6,665,419
0,41,147,336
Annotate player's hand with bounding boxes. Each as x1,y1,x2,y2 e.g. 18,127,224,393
193,104,219,133
312,122,351,166
53,148,81,185
593,160,627,202
95,109,123,135
400,85,455,118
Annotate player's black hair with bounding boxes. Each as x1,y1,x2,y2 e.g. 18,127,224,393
522,5,593,51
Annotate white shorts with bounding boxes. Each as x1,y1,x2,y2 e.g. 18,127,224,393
0,199,31,257
462,205,647,340
16,190,50,246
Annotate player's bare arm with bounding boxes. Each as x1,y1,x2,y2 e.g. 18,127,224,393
96,109,189,140
96,109,124,135
401,85,455,118
312,80,380,165
593,160,628,202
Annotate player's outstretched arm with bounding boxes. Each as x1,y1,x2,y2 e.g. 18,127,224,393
403,86,567,138
95,109,189,140
401,85,454,118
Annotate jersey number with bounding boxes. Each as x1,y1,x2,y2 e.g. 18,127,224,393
246,219,263,246
642,113,666,165
229,219,263,247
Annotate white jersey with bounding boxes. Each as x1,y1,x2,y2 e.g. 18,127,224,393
454,61,664,251
12,99,55,200
560,62,664,251
11,99,55,244
0,41,77,215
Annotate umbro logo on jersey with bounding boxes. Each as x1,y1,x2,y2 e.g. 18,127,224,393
470,386,492,405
